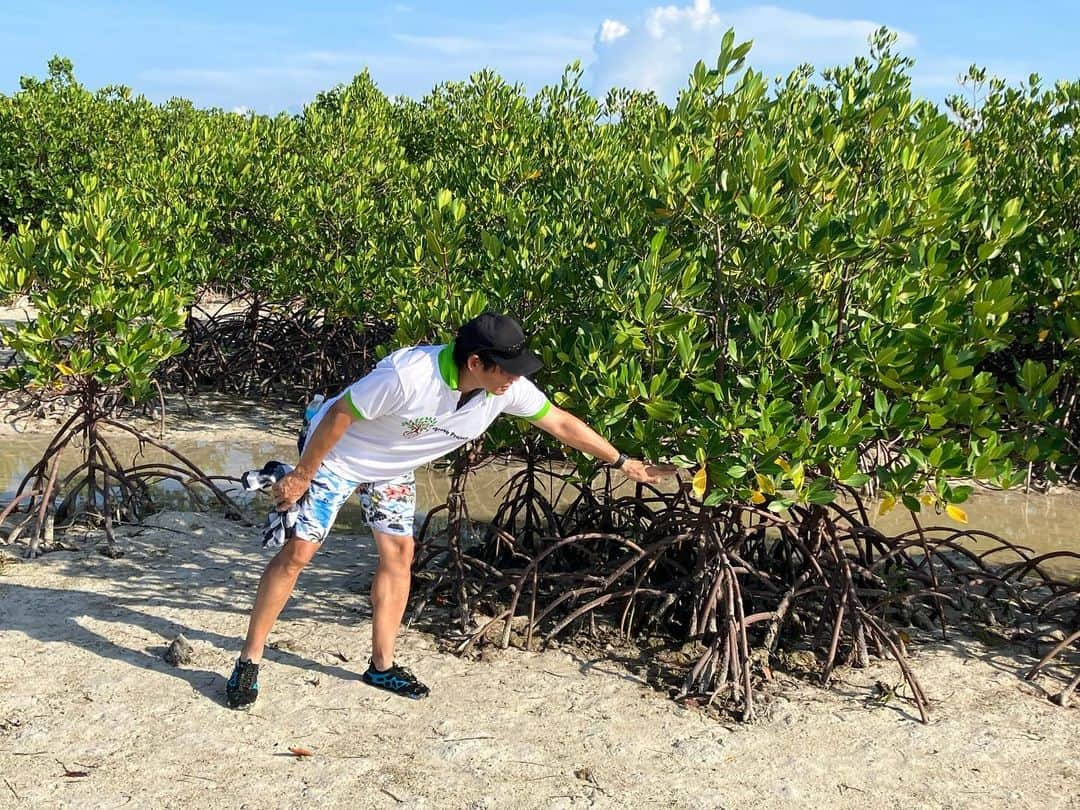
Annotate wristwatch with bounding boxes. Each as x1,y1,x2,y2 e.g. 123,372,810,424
610,452,630,469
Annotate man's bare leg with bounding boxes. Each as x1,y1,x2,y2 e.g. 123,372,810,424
369,531,415,670
239,537,320,663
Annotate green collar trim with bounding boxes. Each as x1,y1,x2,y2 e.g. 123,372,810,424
438,342,459,390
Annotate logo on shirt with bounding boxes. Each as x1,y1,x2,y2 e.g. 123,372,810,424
402,416,437,437
401,416,472,442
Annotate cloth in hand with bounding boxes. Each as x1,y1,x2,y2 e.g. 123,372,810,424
240,460,299,551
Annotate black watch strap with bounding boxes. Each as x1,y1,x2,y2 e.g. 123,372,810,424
611,452,630,469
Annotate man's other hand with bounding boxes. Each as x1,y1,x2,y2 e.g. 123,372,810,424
272,469,313,510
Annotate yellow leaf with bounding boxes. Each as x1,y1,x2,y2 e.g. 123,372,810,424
692,467,707,499
789,463,804,490
749,490,766,504
1038,329,1049,342
919,494,935,508
776,457,791,472
56,362,75,376
878,495,897,517
755,473,776,495
945,504,968,524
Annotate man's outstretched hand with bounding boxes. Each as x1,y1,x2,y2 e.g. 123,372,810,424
621,459,678,484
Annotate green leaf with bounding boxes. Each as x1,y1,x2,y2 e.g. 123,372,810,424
643,400,679,421
704,491,727,507
1020,359,1047,392
840,473,870,488
806,488,836,505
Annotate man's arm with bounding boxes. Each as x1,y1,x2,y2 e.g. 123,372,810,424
273,397,356,509
530,405,674,484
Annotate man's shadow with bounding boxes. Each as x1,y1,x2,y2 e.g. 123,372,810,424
1,579,368,706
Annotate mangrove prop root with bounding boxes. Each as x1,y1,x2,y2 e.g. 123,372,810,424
156,295,393,400
1,404,244,556
412,460,1080,722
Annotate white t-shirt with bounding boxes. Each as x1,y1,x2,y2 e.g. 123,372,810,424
309,342,551,481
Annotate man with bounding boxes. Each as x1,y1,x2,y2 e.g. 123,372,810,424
226,312,672,708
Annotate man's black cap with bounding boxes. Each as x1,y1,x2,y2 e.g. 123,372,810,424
456,313,543,377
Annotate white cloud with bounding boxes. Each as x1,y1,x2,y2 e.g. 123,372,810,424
230,105,251,115
599,19,629,43
646,0,718,38
586,1,917,100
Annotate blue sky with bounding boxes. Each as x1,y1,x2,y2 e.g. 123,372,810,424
2,1,1076,113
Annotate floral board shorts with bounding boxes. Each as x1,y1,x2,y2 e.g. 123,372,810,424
293,465,417,542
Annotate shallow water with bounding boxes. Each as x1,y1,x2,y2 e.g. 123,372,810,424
0,410,520,535
2,398,1077,577
870,487,1080,577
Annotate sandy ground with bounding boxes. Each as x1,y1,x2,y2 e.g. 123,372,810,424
1,509,1077,810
